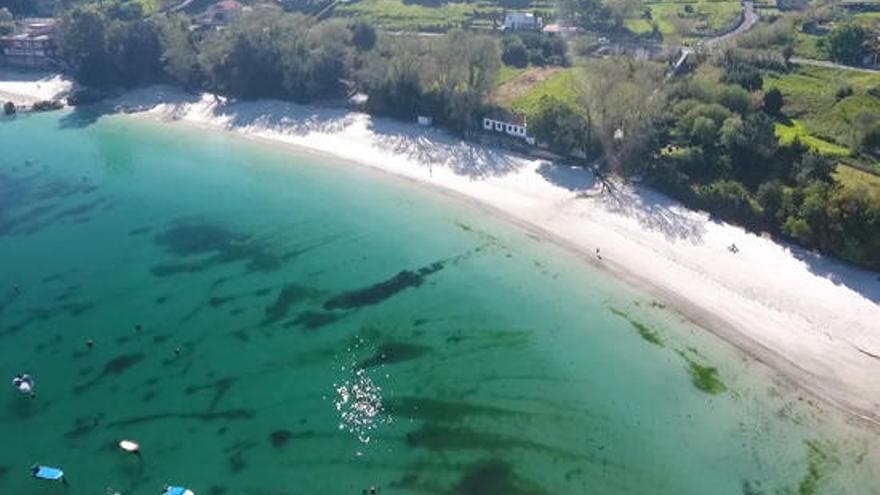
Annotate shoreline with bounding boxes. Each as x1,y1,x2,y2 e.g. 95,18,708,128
0,69,73,107
29,83,880,426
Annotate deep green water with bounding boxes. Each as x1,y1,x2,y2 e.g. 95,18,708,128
0,111,878,495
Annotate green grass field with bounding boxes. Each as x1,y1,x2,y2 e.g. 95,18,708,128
508,68,579,118
793,31,826,60
836,165,880,197
626,0,742,38
765,65,880,150
334,0,553,31
775,120,851,156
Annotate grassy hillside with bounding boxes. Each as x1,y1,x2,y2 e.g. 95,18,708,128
506,67,579,118
765,64,880,150
334,0,554,32
626,0,742,38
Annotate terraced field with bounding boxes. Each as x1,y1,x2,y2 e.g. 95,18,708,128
625,0,742,39
333,0,554,32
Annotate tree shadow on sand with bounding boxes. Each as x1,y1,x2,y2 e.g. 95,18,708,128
202,96,525,179
590,180,708,243
790,245,880,304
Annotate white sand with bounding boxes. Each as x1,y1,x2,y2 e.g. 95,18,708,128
103,86,880,424
0,69,73,106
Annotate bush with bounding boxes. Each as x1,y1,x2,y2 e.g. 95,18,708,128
695,179,763,227
501,36,529,68
762,88,783,116
834,85,854,100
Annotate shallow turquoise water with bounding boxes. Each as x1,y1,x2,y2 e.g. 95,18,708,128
0,111,877,495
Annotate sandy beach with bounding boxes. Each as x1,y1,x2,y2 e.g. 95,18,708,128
9,80,880,424
0,69,73,106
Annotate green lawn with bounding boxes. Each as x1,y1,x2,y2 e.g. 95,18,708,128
334,0,553,32
775,120,851,156
495,64,528,87
836,165,880,198
626,0,742,38
853,11,880,29
793,31,826,60
508,68,579,118
765,65,880,149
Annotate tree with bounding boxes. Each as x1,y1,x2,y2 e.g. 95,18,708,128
501,36,529,68
350,20,376,52
791,152,834,185
557,0,608,29
717,85,753,115
106,19,164,87
529,95,595,156
822,23,866,65
721,113,778,186
157,14,203,88
0,7,13,35
578,58,666,173
605,0,643,29
782,45,795,64
58,6,116,87
762,88,783,117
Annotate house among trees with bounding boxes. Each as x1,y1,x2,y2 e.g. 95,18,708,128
0,18,57,68
542,23,580,37
863,35,880,67
482,111,535,145
503,12,543,32
197,0,248,29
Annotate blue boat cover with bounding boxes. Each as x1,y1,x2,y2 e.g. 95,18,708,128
162,486,188,495
32,466,64,480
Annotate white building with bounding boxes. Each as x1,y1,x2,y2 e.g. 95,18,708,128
503,12,542,31
482,115,535,145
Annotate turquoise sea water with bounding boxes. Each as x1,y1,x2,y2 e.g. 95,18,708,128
0,111,878,495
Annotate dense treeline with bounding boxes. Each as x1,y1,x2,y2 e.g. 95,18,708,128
644,52,880,269
56,5,499,131
50,3,879,268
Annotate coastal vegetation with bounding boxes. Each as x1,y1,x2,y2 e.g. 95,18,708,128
3,0,879,270
609,307,665,346
677,350,727,394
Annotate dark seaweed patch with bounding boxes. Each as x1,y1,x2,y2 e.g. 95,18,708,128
405,425,591,462
0,465,8,478
292,310,342,330
106,353,145,374
0,167,105,236
51,197,107,221
106,409,255,427
150,220,285,276
356,342,431,369
155,296,169,305
209,295,236,308
323,261,445,310
609,307,664,347
185,377,237,412
128,226,152,236
142,390,157,403
208,486,228,495
224,440,257,474
74,353,145,393
385,397,517,423
455,459,547,495
64,415,103,439
269,430,293,448
262,284,317,325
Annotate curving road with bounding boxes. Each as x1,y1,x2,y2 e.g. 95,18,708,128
703,1,758,48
